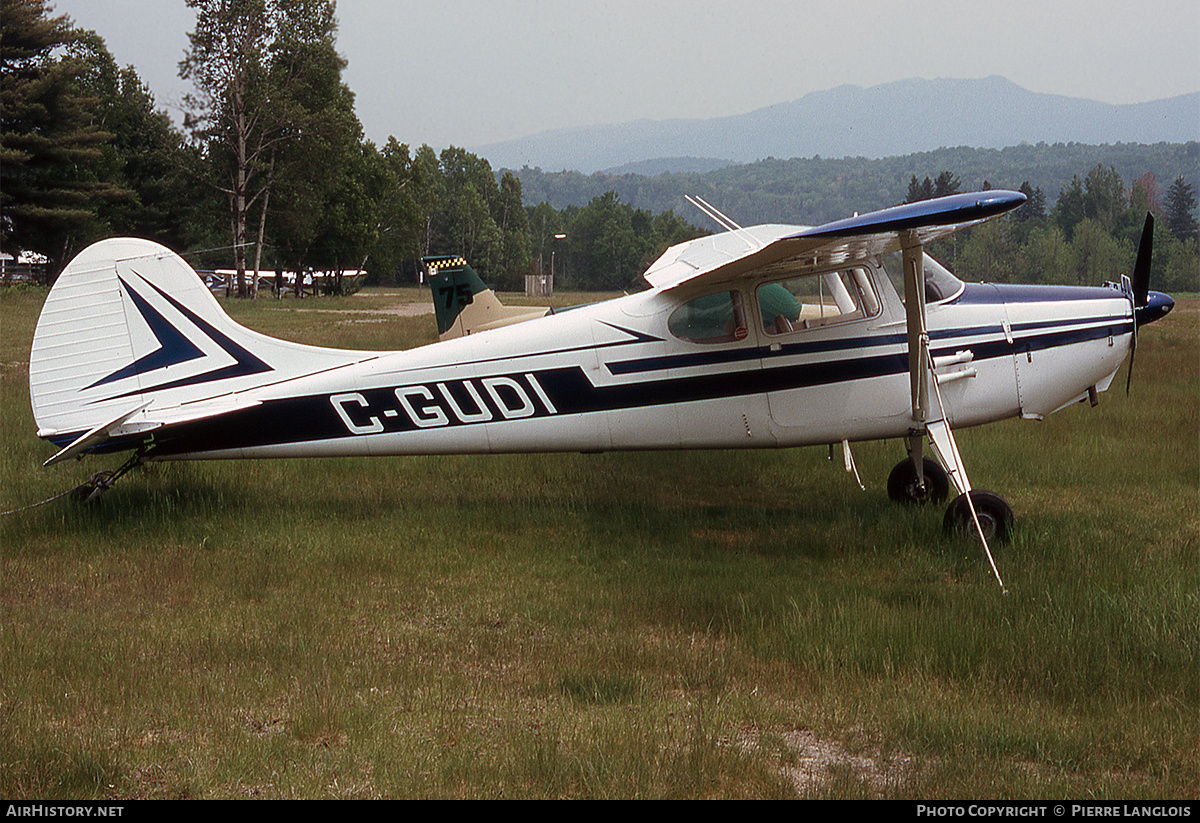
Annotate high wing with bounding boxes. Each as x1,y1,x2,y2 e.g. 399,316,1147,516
644,191,1026,291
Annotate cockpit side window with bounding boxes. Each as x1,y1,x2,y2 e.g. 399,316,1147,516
757,268,879,335
668,290,748,344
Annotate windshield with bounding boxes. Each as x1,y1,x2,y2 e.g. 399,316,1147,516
880,251,965,304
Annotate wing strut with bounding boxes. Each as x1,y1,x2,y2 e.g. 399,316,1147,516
902,233,930,489
902,233,1007,592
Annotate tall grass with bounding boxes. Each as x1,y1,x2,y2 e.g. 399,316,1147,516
1,287,1195,798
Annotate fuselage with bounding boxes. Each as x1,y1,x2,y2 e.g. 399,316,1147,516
147,256,1148,462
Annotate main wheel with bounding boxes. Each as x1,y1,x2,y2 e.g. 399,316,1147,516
942,490,1014,546
887,457,950,505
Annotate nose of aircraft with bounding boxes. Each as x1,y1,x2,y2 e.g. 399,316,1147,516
1136,291,1174,327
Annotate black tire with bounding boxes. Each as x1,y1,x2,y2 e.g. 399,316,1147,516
942,490,1014,546
887,457,950,505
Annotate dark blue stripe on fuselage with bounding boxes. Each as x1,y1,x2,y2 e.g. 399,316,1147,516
134,312,1121,458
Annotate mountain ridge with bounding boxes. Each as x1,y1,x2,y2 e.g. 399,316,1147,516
473,77,1200,174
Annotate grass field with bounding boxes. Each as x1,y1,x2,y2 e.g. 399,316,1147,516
1,285,1196,799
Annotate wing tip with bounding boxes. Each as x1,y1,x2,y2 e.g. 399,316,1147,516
794,190,1027,240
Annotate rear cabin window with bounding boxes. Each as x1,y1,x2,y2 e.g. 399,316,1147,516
668,290,748,344
757,268,879,335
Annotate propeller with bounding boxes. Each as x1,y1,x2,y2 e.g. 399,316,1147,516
1125,213,1154,395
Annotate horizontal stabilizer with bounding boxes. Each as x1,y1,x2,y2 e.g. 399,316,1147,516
42,401,150,467
143,398,263,428
40,396,266,467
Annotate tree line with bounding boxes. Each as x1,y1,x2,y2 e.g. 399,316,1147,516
901,167,1198,294
517,143,1199,227
518,146,1198,294
1,0,704,294
3,0,1196,296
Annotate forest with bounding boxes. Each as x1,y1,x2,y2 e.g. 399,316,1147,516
2,0,1197,296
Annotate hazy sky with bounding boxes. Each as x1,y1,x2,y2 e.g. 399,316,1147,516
50,0,1200,151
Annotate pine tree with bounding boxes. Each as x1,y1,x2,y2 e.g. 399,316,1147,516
1165,176,1198,242
1,0,116,271
906,175,934,203
1016,181,1046,222
1082,164,1125,232
905,175,922,203
1054,176,1086,240
933,171,961,198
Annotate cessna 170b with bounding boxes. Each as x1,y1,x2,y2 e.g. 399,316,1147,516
28,191,1173,588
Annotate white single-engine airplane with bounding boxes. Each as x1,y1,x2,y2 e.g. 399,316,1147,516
29,191,1172,587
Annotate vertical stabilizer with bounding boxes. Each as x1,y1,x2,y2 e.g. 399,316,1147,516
424,256,548,339
30,238,367,449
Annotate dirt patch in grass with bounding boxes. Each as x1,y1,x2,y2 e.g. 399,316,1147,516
735,725,920,797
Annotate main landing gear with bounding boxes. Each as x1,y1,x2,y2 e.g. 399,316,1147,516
942,490,1014,546
887,457,949,506
887,456,1014,546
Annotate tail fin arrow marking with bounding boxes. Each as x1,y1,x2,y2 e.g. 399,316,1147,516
88,272,273,402
86,275,206,389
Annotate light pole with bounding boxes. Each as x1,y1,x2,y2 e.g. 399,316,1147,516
551,233,566,285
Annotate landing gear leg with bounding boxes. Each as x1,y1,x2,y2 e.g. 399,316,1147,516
887,455,950,505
